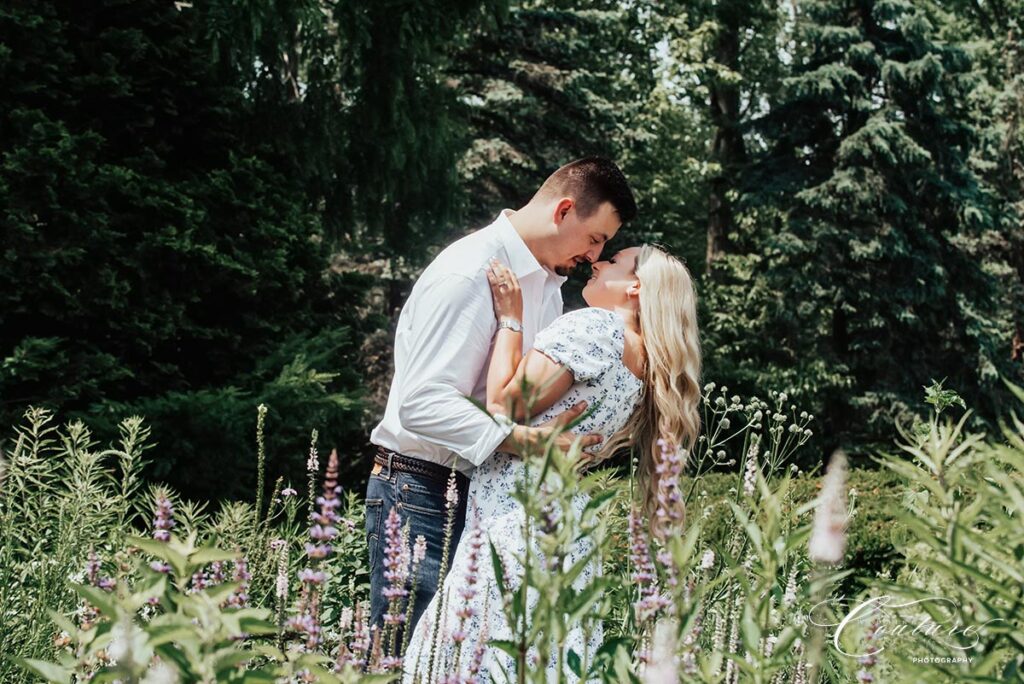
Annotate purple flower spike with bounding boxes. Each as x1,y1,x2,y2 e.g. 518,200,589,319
629,508,669,621
225,556,250,608
654,439,686,534
304,542,332,559
381,507,411,624
151,492,175,543
298,568,327,585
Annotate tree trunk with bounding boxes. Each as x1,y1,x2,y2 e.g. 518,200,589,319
706,13,747,271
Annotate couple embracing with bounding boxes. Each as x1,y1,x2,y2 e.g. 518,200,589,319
365,157,702,681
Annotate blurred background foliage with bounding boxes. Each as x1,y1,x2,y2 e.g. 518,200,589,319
1,0,1022,501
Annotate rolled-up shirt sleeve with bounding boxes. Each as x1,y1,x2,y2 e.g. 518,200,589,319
396,272,514,466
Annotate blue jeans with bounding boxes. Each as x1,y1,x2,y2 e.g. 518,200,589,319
364,459,469,652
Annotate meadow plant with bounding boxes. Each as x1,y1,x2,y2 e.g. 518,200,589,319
4,383,1023,682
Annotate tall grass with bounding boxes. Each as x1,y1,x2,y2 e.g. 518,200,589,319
0,386,1021,682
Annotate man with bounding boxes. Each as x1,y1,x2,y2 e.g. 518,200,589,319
365,157,637,641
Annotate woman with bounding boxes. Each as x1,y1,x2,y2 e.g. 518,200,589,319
403,244,701,682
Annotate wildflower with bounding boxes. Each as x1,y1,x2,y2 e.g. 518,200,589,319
347,602,371,669
643,618,679,684
298,568,327,585
150,561,171,574
382,507,411,623
290,449,342,648
453,514,484,642
809,450,849,564
680,615,702,676
281,487,298,497
208,561,226,585
305,542,332,559
742,434,761,497
151,492,175,542
654,439,685,534
719,418,731,430
630,509,669,621
724,595,741,683
699,550,715,570
307,430,320,473
340,606,354,632
466,611,490,680
225,556,250,608
856,618,881,682
783,564,799,605
86,550,115,591
413,535,427,565
446,476,459,508
711,611,726,676
270,538,286,551
141,660,178,684
276,547,289,601
189,569,207,593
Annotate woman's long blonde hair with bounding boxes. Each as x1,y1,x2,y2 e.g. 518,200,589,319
598,245,702,536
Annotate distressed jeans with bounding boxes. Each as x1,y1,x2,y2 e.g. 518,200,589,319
364,457,469,652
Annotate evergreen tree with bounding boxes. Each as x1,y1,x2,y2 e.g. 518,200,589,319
703,0,1018,456
0,0,365,499
452,3,656,227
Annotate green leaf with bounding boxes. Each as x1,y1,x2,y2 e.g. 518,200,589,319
71,583,117,617
489,639,520,661
190,548,239,565
740,603,761,655
489,542,507,597
128,573,168,609
250,644,285,661
567,649,582,678
128,536,188,577
214,649,254,673
8,657,71,683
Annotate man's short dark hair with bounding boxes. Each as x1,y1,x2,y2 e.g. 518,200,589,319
535,156,637,223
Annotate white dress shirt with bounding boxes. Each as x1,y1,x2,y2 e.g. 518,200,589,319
371,210,566,474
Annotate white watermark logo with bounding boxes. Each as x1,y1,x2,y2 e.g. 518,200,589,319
806,595,1006,659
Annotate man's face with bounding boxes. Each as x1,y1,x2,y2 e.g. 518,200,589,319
548,200,623,277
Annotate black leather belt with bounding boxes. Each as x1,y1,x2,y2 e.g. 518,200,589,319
373,446,464,483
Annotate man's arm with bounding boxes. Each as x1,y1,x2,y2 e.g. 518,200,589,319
397,272,513,466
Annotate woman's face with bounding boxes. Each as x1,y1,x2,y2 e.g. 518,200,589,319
582,246,642,309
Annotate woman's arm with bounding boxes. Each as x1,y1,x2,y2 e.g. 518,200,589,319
485,259,574,421
485,259,524,413
492,349,574,422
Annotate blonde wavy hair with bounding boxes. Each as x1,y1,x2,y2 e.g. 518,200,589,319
597,245,702,536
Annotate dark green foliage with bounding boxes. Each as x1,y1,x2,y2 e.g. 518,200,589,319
0,1,367,499
702,0,1021,459
454,3,655,221
2,0,1024,502
686,467,906,585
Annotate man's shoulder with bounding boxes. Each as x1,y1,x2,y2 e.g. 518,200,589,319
422,223,502,281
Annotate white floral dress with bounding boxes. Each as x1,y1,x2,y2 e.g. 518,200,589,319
403,308,643,683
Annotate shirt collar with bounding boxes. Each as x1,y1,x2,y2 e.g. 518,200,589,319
495,209,568,286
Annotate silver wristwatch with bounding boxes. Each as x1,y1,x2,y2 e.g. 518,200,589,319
498,318,523,333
